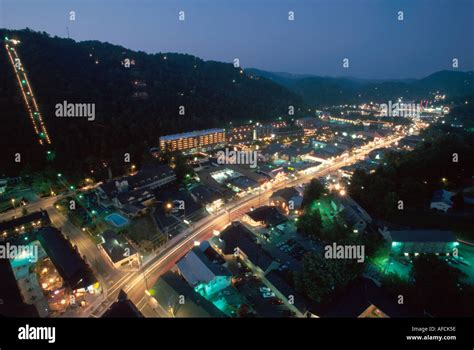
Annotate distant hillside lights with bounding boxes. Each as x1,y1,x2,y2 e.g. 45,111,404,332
55,101,95,121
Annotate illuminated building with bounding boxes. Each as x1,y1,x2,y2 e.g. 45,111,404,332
227,124,254,143
99,230,141,268
389,230,458,256
269,187,303,214
159,128,226,152
0,210,50,239
176,246,232,299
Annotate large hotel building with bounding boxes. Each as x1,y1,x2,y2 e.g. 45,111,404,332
159,128,226,152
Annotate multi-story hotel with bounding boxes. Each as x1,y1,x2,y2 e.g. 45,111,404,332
227,124,255,143
159,128,226,152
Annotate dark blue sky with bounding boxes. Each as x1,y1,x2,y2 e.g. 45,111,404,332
1,0,473,79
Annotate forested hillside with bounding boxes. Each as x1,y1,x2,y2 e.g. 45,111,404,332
0,29,304,176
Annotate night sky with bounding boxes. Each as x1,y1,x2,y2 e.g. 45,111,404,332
1,0,473,79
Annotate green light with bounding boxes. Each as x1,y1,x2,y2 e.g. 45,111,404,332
4,37,8,40
57,173,62,177
69,185,75,190
39,132,45,138
21,80,26,85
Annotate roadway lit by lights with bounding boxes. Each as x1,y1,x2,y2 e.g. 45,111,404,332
4,37,52,146
95,133,405,317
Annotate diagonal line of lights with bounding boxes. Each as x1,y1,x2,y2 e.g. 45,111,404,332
4,37,52,145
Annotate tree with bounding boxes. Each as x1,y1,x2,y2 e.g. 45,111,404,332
301,178,326,209
296,208,322,239
381,191,398,219
406,255,474,317
321,221,352,243
173,153,194,184
294,253,364,305
451,192,465,211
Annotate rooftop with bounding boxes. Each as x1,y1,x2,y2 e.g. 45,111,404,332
190,185,222,204
151,271,226,317
431,190,454,205
99,163,175,198
102,290,144,318
321,278,421,318
0,257,39,317
36,227,97,290
266,270,309,314
218,222,274,271
270,187,300,202
100,230,137,264
390,230,456,243
246,206,288,226
227,176,259,191
176,247,232,286
0,210,50,232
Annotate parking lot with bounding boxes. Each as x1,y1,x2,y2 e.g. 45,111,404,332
235,276,291,317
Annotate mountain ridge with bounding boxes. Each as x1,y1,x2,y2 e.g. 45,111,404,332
247,68,474,106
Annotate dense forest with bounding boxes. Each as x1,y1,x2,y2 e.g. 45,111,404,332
0,29,304,177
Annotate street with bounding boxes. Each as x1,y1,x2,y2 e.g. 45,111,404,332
0,134,402,318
